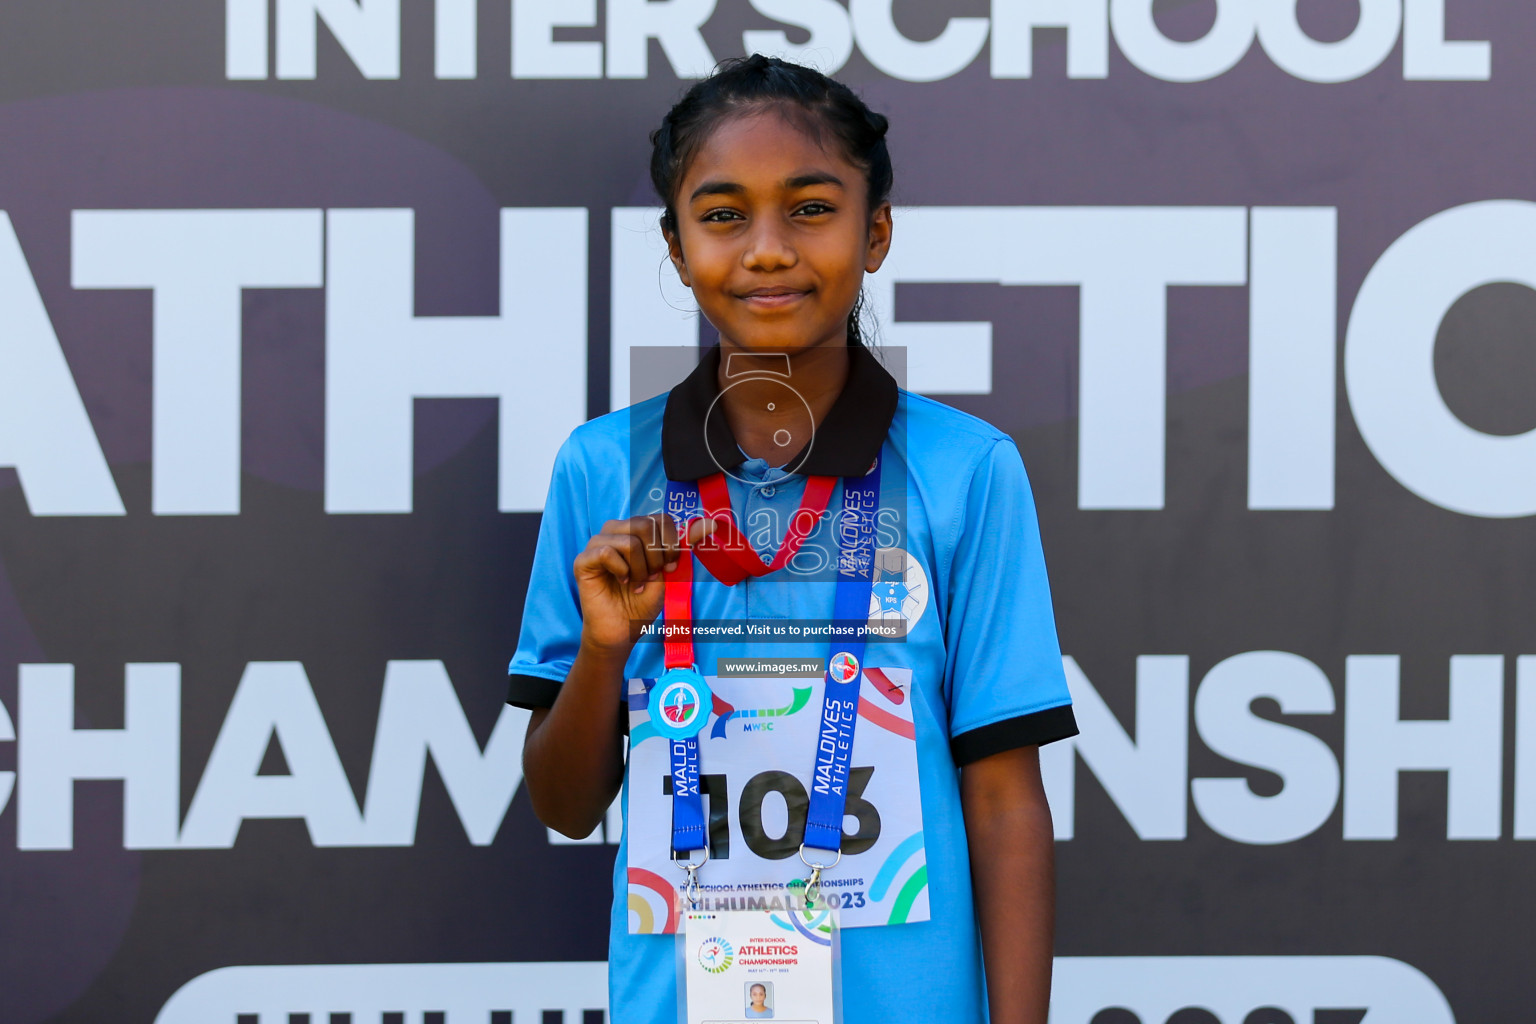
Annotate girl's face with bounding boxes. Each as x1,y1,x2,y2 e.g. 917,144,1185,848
665,107,893,355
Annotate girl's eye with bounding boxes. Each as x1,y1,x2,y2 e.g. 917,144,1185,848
796,202,834,217
701,208,743,223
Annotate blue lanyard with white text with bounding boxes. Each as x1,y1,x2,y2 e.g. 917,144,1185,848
658,459,881,865
803,459,880,858
658,481,708,858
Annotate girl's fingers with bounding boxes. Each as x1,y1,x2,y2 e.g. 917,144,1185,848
595,545,633,584
650,512,684,571
653,515,716,574
615,532,651,585
642,514,676,575
608,514,675,577
585,513,719,584
685,515,718,547
586,537,645,585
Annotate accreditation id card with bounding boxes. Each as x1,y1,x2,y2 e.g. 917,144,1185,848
682,905,840,1024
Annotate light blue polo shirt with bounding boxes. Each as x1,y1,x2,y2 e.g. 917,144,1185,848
508,344,1076,1024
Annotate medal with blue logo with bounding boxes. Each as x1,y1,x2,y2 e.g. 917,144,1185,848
649,511,712,744
649,667,712,740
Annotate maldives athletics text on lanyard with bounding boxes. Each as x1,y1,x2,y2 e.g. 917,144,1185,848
651,458,881,908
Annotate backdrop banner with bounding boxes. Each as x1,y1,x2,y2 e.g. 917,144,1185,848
0,2,1525,1022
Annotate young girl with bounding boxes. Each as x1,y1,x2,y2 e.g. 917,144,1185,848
510,55,1076,1024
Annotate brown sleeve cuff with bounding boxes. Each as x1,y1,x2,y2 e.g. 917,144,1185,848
950,704,1079,766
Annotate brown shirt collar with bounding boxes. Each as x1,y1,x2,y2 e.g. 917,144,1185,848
660,343,899,481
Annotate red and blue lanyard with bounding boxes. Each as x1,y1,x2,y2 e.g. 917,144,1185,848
653,459,882,861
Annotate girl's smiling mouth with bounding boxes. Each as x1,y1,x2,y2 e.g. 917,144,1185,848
739,286,810,309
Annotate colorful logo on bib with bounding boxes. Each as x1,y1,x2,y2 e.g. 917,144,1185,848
697,936,734,973
829,651,861,684
711,686,814,739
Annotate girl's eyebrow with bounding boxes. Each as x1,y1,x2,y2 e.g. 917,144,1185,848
690,180,745,201
785,172,844,190
689,172,846,203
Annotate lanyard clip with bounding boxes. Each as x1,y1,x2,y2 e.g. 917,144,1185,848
797,844,842,909
673,845,710,909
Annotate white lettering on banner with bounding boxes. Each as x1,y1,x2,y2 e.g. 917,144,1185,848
7,201,1536,517
1517,656,1536,839
1248,207,1336,510
180,661,367,848
1043,652,1518,845
1343,654,1503,840
1044,656,1190,841
0,693,12,820
743,0,854,75
605,0,716,79
848,0,989,83
991,0,1109,79
855,207,991,395
872,206,1247,508
16,663,181,850
1405,0,1491,80
435,0,476,78
154,961,609,1024
1256,0,1400,83
513,0,603,79
1346,200,1536,518
1034,209,1247,509
0,653,1527,850
276,0,401,80
71,209,324,516
4,660,525,851
151,955,1456,1023
1109,0,1254,83
227,0,1492,81
1191,651,1340,845
1049,955,1456,1024
359,660,528,845
324,207,586,514
0,213,125,516
226,0,269,78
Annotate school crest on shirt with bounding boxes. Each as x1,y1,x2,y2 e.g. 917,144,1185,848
867,547,929,637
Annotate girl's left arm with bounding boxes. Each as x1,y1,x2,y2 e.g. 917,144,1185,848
961,744,1055,1024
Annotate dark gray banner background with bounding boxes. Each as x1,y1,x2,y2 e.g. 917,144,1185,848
0,1,1528,1022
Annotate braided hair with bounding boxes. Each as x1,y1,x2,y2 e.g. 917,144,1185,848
649,54,893,347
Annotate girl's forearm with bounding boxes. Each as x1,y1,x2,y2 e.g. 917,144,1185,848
961,746,1056,1024
522,638,630,838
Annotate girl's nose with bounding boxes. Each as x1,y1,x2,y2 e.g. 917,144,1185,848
741,219,798,271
